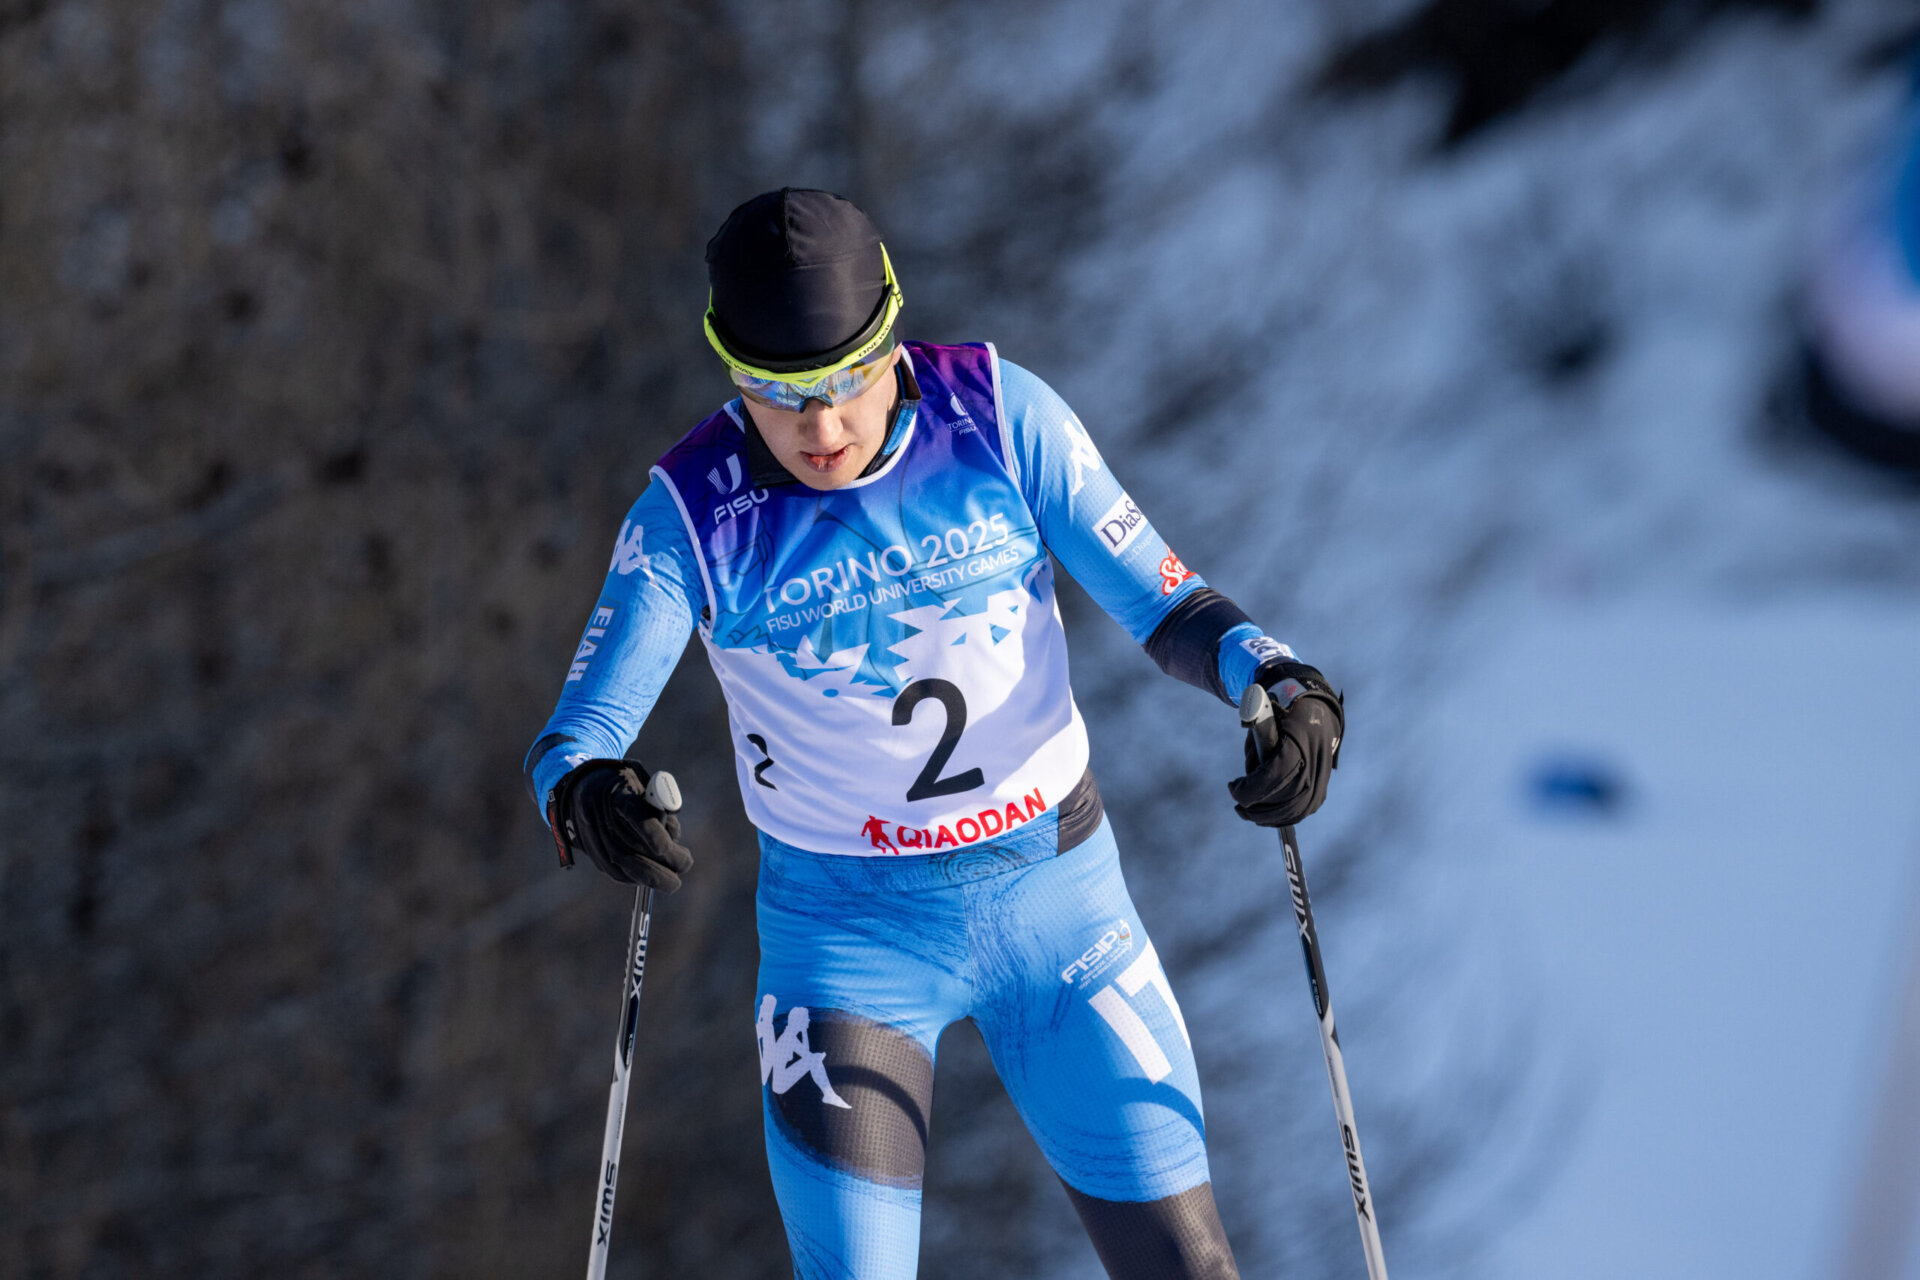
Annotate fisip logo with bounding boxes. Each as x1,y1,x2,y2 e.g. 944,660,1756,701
1060,920,1134,986
1095,492,1147,557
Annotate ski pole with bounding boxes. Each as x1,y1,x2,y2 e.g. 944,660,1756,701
584,769,681,1280
1240,683,1389,1280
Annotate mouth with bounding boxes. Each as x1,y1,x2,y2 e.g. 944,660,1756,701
800,445,853,473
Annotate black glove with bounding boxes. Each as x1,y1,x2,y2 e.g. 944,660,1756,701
1228,661,1344,828
545,758,693,892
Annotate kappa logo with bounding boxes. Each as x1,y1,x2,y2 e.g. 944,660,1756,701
609,520,654,580
1094,492,1147,557
756,995,850,1109
1060,413,1104,497
708,454,744,495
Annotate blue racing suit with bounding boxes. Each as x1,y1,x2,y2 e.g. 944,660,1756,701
528,342,1297,1279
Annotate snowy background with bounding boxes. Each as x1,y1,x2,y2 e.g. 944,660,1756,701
5,0,1920,1276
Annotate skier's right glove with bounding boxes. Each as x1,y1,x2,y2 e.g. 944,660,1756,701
545,758,693,892
1227,661,1344,828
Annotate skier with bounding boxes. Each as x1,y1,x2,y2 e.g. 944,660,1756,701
526,188,1343,1280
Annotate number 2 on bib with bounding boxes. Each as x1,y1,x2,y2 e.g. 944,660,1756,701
891,679,985,802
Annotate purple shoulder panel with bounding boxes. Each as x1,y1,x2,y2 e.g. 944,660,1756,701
904,341,1007,468
656,404,749,494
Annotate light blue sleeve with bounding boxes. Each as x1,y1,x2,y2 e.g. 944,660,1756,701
999,359,1296,704
523,478,704,813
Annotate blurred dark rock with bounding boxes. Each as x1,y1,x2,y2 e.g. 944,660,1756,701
1319,0,1819,146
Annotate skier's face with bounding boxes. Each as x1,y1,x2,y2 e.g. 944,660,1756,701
746,349,900,490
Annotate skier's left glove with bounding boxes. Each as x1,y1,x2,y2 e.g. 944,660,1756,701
545,758,693,892
1228,661,1344,828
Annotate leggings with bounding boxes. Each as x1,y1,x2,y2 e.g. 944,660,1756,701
753,816,1239,1280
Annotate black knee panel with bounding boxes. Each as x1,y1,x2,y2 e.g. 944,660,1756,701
1061,1180,1241,1280
761,1004,935,1189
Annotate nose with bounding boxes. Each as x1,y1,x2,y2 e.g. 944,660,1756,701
795,402,845,448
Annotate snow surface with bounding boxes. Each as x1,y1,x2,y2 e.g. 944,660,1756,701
1434,604,1920,1280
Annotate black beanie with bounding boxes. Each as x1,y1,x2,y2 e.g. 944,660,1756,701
705,189,895,372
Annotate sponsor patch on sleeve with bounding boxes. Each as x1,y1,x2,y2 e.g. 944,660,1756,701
1094,492,1148,557
1240,635,1294,664
1158,551,1194,595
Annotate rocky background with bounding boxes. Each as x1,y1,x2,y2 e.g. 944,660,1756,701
4,1,1911,1277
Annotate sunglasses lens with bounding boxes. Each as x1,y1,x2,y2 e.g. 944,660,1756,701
734,346,893,410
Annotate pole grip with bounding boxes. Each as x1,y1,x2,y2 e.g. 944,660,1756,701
1239,681,1281,762
645,769,681,814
